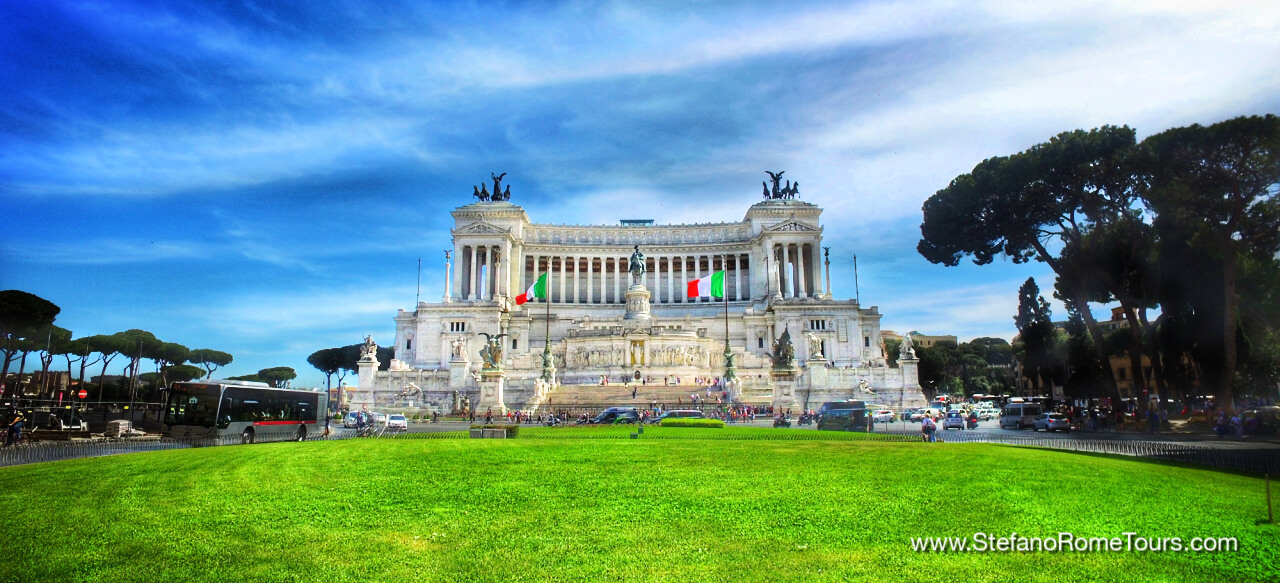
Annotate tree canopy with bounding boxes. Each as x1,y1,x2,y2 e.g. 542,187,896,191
920,115,1280,408
188,349,233,379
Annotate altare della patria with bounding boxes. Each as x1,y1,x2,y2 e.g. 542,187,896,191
351,172,925,414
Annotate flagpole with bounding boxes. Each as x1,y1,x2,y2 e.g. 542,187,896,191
721,270,736,384
543,272,553,384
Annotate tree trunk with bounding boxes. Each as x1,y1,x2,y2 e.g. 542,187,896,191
0,337,13,390
1121,306,1150,401
1219,252,1238,412
97,354,117,405
1066,293,1124,407
17,351,28,396
1138,308,1169,404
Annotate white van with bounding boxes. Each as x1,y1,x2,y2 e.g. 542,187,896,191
999,402,1044,429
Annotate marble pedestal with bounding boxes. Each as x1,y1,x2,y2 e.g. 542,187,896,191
771,368,800,413
477,370,508,414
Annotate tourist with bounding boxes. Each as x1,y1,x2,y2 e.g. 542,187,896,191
921,416,936,442
4,410,25,447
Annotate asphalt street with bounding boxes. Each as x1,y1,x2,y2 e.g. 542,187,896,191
357,418,1279,451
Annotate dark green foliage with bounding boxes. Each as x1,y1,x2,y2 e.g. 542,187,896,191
187,349,232,378
1015,278,1064,393
166,364,206,383
256,367,297,388
1142,114,1280,406
1064,310,1111,398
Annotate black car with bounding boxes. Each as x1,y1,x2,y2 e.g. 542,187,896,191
592,407,640,424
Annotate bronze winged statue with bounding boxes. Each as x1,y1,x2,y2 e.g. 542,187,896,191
491,172,506,197
765,170,785,198
477,332,508,370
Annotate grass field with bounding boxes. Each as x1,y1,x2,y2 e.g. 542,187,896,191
1,426,1276,582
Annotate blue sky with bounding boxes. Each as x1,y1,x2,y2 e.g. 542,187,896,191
3,0,1279,388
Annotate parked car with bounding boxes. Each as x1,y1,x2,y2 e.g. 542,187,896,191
871,409,895,423
1032,412,1071,432
386,414,408,431
901,408,919,421
650,410,704,424
942,410,966,430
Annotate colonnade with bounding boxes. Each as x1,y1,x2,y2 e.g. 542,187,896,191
458,243,510,301
769,242,823,299
457,242,826,303
521,253,751,304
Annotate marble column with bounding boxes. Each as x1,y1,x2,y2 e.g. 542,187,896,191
664,257,672,303
735,253,742,300
443,251,453,303
586,256,593,304
453,245,463,303
692,255,701,303
469,245,478,301
503,241,512,299
798,243,808,298
571,257,579,303
613,257,620,302
781,244,791,298
599,257,606,304
679,257,687,303
559,256,567,303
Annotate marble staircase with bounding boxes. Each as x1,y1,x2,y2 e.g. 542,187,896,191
534,383,736,413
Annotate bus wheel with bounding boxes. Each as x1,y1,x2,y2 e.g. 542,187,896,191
242,428,255,444
296,425,306,442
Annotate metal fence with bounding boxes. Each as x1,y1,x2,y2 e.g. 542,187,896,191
0,427,465,468
1,426,1275,476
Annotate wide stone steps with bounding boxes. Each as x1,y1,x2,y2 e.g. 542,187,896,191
537,384,731,411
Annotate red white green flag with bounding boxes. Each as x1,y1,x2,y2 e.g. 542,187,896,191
516,272,547,305
687,270,726,298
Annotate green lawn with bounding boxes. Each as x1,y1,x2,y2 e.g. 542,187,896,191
1,427,1276,582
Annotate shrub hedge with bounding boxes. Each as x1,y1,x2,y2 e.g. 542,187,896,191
659,418,725,428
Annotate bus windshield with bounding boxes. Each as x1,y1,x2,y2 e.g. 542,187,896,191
165,383,221,428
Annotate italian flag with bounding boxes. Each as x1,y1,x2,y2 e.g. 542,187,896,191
687,270,726,298
516,272,547,305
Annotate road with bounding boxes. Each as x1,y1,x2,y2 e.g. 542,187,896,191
365,418,1279,452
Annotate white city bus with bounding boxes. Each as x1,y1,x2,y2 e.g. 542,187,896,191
163,380,328,443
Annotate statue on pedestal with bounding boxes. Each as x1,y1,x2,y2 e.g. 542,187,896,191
360,335,378,359
771,327,796,370
451,337,469,360
899,333,916,360
628,245,646,287
806,332,824,360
